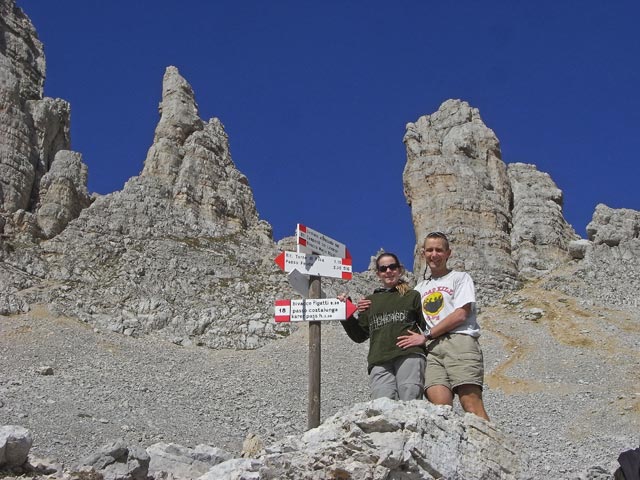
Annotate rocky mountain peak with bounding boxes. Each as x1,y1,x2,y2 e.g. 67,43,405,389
403,99,518,300
0,0,88,240
140,66,258,233
152,65,204,145
508,162,578,279
24,65,284,349
0,0,45,100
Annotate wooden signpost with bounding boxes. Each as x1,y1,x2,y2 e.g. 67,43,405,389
273,224,352,429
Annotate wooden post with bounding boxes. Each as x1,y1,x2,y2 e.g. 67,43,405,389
308,275,321,429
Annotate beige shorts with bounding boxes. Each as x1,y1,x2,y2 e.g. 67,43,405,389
425,333,484,391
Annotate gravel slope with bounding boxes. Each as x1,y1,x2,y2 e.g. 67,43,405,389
1,283,638,478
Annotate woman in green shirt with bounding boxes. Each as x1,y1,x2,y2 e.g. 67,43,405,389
340,252,427,400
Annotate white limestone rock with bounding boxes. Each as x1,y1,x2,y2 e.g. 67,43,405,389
544,204,640,312
403,99,519,301
36,150,92,238
568,239,591,260
33,67,291,349
586,203,640,247
214,398,529,479
0,0,86,242
79,441,149,480
508,162,578,279
197,458,261,480
0,0,45,101
0,425,33,468
147,442,232,479
142,66,258,232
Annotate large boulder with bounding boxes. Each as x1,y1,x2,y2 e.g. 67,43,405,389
0,425,33,468
147,442,232,478
79,441,149,480
209,398,529,479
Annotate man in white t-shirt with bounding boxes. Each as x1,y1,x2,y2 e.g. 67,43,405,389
397,231,490,421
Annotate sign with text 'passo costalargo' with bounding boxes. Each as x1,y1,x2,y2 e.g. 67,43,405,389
274,298,357,322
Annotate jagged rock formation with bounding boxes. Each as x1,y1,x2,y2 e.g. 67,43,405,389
403,100,519,299
1,399,530,479
507,162,578,279
141,66,259,232
1,0,639,346
547,204,640,311
0,0,88,241
252,398,528,480
403,101,583,301
27,66,290,349
35,150,91,237
587,203,640,247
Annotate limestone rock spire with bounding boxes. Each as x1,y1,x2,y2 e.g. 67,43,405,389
403,99,519,300
141,66,258,231
153,65,204,145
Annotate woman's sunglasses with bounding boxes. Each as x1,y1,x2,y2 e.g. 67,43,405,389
377,263,400,272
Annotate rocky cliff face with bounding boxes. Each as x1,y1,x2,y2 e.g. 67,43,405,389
403,100,580,301
403,100,519,299
508,162,578,279
547,203,640,311
32,66,290,349
0,0,89,241
2,0,639,343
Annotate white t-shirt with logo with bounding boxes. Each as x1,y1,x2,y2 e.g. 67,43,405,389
414,270,480,337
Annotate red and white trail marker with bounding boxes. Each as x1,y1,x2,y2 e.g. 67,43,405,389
274,251,352,280
274,298,358,322
296,224,351,259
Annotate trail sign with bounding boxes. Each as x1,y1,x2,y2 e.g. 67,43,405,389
274,298,357,322
274,223,353,430
296,224,351,259
274,251,352,280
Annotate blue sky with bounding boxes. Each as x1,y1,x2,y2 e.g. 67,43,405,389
20,1,640,272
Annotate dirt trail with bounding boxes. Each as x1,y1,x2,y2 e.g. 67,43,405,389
481,279,640,415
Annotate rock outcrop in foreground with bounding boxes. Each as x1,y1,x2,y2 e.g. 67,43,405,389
1,399,529,480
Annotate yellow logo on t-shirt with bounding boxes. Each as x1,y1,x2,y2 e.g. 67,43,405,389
423,292,444,316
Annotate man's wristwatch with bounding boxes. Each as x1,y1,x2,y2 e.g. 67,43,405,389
424,330,434,341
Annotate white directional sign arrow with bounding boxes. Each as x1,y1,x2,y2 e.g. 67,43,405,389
296,224,351,259
288,269,326,299
274,251,352,280
274,298,358,322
